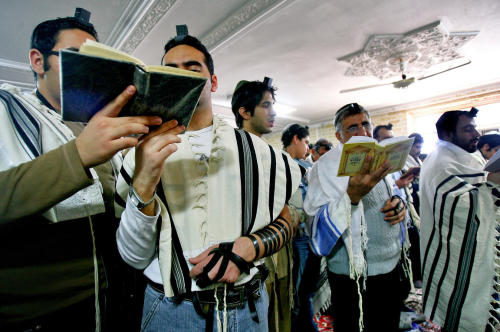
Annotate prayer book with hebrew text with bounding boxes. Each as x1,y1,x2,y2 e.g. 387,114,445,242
60,39,207,126
337,136,414,176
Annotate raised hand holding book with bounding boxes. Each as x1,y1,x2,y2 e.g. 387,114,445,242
338,136,414,176
60,39,207,127
484,148,500,172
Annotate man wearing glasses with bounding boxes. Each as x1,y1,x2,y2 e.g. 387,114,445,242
304,103,408,332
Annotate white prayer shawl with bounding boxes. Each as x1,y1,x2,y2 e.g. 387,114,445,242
405,154,422,169
303,143,367,279
116,115,302,296
0,84,105,222
420,140,500,332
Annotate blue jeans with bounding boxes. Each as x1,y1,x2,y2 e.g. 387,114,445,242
141,283,269,332
292,234,310,307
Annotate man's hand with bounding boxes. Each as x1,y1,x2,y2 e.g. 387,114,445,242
75,85,162,168
189,237,254,284
487,171,500,185
395,171,415,189
347,156,392,204
132,120,185,215
380,196,406,225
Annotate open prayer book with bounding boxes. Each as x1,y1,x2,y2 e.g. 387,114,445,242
337,136,414,176
484,149,500,172
60,39,207,126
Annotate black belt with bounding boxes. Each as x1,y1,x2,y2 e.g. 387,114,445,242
147,272,266,310
147,267,268,332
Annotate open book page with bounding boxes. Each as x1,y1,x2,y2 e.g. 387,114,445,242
484,149,500,172
372,136,414,171
337,136,413,176
79,39,144,66
338,136,376,176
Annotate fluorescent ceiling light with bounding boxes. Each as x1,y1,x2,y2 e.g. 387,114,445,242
274,103,296,115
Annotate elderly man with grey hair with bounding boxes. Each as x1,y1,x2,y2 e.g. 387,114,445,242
304,103,409,332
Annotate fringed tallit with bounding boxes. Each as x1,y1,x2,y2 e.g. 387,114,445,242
420,140,500,332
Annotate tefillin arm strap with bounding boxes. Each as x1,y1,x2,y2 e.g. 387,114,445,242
245,215,293,259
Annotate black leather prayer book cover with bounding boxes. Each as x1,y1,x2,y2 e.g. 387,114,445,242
60,49,206,128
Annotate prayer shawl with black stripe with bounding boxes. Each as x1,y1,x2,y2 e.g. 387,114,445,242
420,140,500,332
0,84,105,222
115,115,302,296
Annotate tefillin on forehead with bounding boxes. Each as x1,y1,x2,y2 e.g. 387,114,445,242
175,24,189,41
263,76,273,88
469,107,479,117
74,7,91,23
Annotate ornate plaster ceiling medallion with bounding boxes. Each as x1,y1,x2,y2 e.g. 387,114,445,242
338,20,478,80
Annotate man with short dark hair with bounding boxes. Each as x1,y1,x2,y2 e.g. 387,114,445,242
231,78,292,332
116,31,302,332
406,133,424,169
0,13,160,331
474,133,500,166
305,103,408,332
420,109,500,332
310,138,332,162
373,123,393,142
231,80,276,136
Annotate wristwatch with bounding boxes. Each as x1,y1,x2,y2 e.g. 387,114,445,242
128,186,155,210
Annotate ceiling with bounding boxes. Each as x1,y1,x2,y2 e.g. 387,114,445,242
1,0,500,130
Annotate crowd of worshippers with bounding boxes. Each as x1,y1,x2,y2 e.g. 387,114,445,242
1,10,499,332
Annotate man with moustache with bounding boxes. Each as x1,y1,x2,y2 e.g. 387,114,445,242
232,78,294,332
420,109,500,332
231,78,277,137
304,103,408,332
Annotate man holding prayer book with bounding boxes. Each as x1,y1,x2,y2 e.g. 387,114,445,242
419,109,500,332
0,11,161,331
304,103,410,332
115,28,303,332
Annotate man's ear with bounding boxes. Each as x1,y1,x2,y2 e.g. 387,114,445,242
335,131,343,143
441,130,453,142
210,74,218,92
29,49,45,78
238,107,251,120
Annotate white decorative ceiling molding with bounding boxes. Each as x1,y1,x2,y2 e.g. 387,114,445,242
338,20,478,80
106,0,157,49
0,58,31,72
201,0,295,52
111,0,177,53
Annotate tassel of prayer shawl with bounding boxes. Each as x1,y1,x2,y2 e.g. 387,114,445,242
355,275,364,331
214,287,222,332
88,216,101,332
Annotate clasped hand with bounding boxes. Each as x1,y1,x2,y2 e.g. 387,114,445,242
380,196,406,225
189,237,254,285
